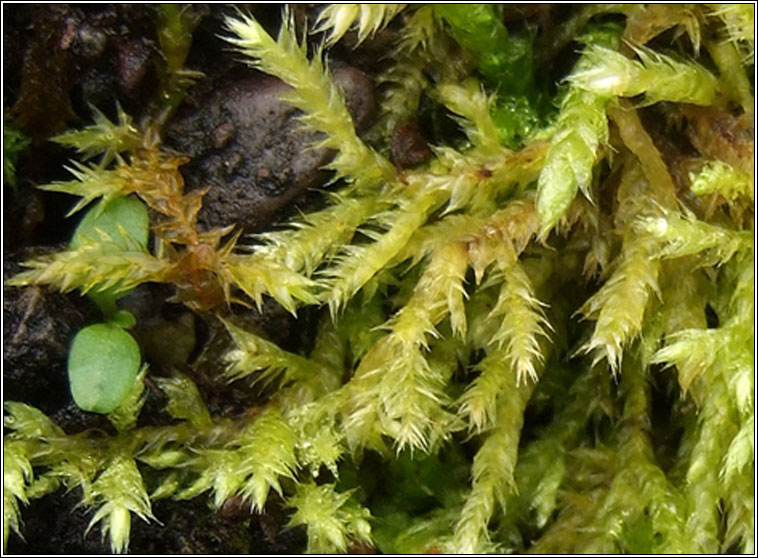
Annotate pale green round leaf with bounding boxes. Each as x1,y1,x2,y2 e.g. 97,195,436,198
71,196,149,251
70,196,150,313
68,323,141,414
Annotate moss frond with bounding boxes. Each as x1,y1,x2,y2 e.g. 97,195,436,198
154,372,212,429
255,195,378,276
3,441,33,549
653,328,725,393
457,351,509,434
365,341,451,452
323,192,437,314
386,241,469,344
707,3,755,63
287,482,372,554
221,319,314,386
435,78,501,153
690,159,754,202
570,44,719,105
488,260,551,385
8,243,172,293
52,104,140,165
4,407,94,537
39,162,132,216
340,338,431,453
4,402,65,440
7,241,172,297
314,4,407,47
452,381,533,553
580,236,660,371
224,10,395,187
84,454,154,554
176,410,297,512
637,209,752,265
341,241,468,450
221,255,319,315
579,153,674,371
453,254,548,432
536,86,609,235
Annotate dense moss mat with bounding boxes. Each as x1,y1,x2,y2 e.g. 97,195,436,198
4,4,754,554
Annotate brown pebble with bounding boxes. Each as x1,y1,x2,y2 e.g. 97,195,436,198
391,121,432,169
116,37,151,95
164,64,377,233
223,152,242,177
211,121,236,149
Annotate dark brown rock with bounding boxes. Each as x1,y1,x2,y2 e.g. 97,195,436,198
2,256,97,415
391,120,432,169
164,65,376,233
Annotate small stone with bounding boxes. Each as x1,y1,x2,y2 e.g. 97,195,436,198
211,121,236,149
116,36,153,96
164,65,376,233
391,120,432,169
3,255,96,415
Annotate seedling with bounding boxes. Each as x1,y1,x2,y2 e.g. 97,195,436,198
68,323,141,414
66,196,148,413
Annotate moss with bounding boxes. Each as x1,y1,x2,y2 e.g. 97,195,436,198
4,4,754,554
2,114,30,192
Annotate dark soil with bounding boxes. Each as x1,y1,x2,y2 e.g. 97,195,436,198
5,487,306,555
3,253,98,418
